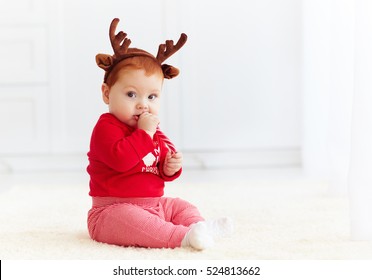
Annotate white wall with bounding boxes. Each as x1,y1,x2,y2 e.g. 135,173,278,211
0,0,49,158
176,0,302,150
0,0,302,172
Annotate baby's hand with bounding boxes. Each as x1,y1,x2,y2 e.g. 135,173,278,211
163,151,183,176
137,112,160,138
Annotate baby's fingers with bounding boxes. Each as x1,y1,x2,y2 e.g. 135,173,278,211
171,152,183,159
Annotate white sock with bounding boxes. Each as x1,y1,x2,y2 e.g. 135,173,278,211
181,217,234,250
181,222,214,250
205,217,234,239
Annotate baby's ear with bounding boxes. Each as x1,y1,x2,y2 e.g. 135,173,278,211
96,54,114,71
161,64,180,79
101,83,110,104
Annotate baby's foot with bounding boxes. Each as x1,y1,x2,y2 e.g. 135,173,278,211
182,222,214,250
205,217,234,239
181,217,234,250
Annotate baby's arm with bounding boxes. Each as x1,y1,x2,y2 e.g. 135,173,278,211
91,119,155,172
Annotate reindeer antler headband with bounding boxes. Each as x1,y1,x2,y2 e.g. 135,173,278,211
96,18,187,82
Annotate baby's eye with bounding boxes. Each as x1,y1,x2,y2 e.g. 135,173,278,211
148,94,158,100
127,91,136,98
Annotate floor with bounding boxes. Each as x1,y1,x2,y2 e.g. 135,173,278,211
2,166,372,261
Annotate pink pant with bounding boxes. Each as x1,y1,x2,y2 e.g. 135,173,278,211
87,196,204,248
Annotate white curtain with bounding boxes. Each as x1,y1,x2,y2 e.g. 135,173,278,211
302,0,354,194
348,0,372,240
302,0,372,240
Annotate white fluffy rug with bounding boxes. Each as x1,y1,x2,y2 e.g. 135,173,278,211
1,172,372,260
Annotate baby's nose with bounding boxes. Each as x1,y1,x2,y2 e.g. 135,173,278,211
137,101,148,110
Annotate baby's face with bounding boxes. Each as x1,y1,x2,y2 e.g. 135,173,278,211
103,69,163,128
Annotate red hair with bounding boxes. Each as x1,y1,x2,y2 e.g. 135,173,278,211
105,56,163,87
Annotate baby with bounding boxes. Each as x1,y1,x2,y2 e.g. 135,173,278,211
87,18,232,250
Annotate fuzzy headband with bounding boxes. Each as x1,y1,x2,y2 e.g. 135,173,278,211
96,18,187,82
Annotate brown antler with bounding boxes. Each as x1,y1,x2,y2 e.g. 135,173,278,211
97,18,187,81
109,18,131,57
156,33,187,64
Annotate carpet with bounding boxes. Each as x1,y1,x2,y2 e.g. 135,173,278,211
1,174,372,260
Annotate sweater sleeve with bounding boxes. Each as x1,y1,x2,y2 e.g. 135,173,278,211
90,119,155,173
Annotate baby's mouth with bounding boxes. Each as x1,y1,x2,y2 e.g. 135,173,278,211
134,112,150,121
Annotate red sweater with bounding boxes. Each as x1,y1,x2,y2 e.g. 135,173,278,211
87,113,181,198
